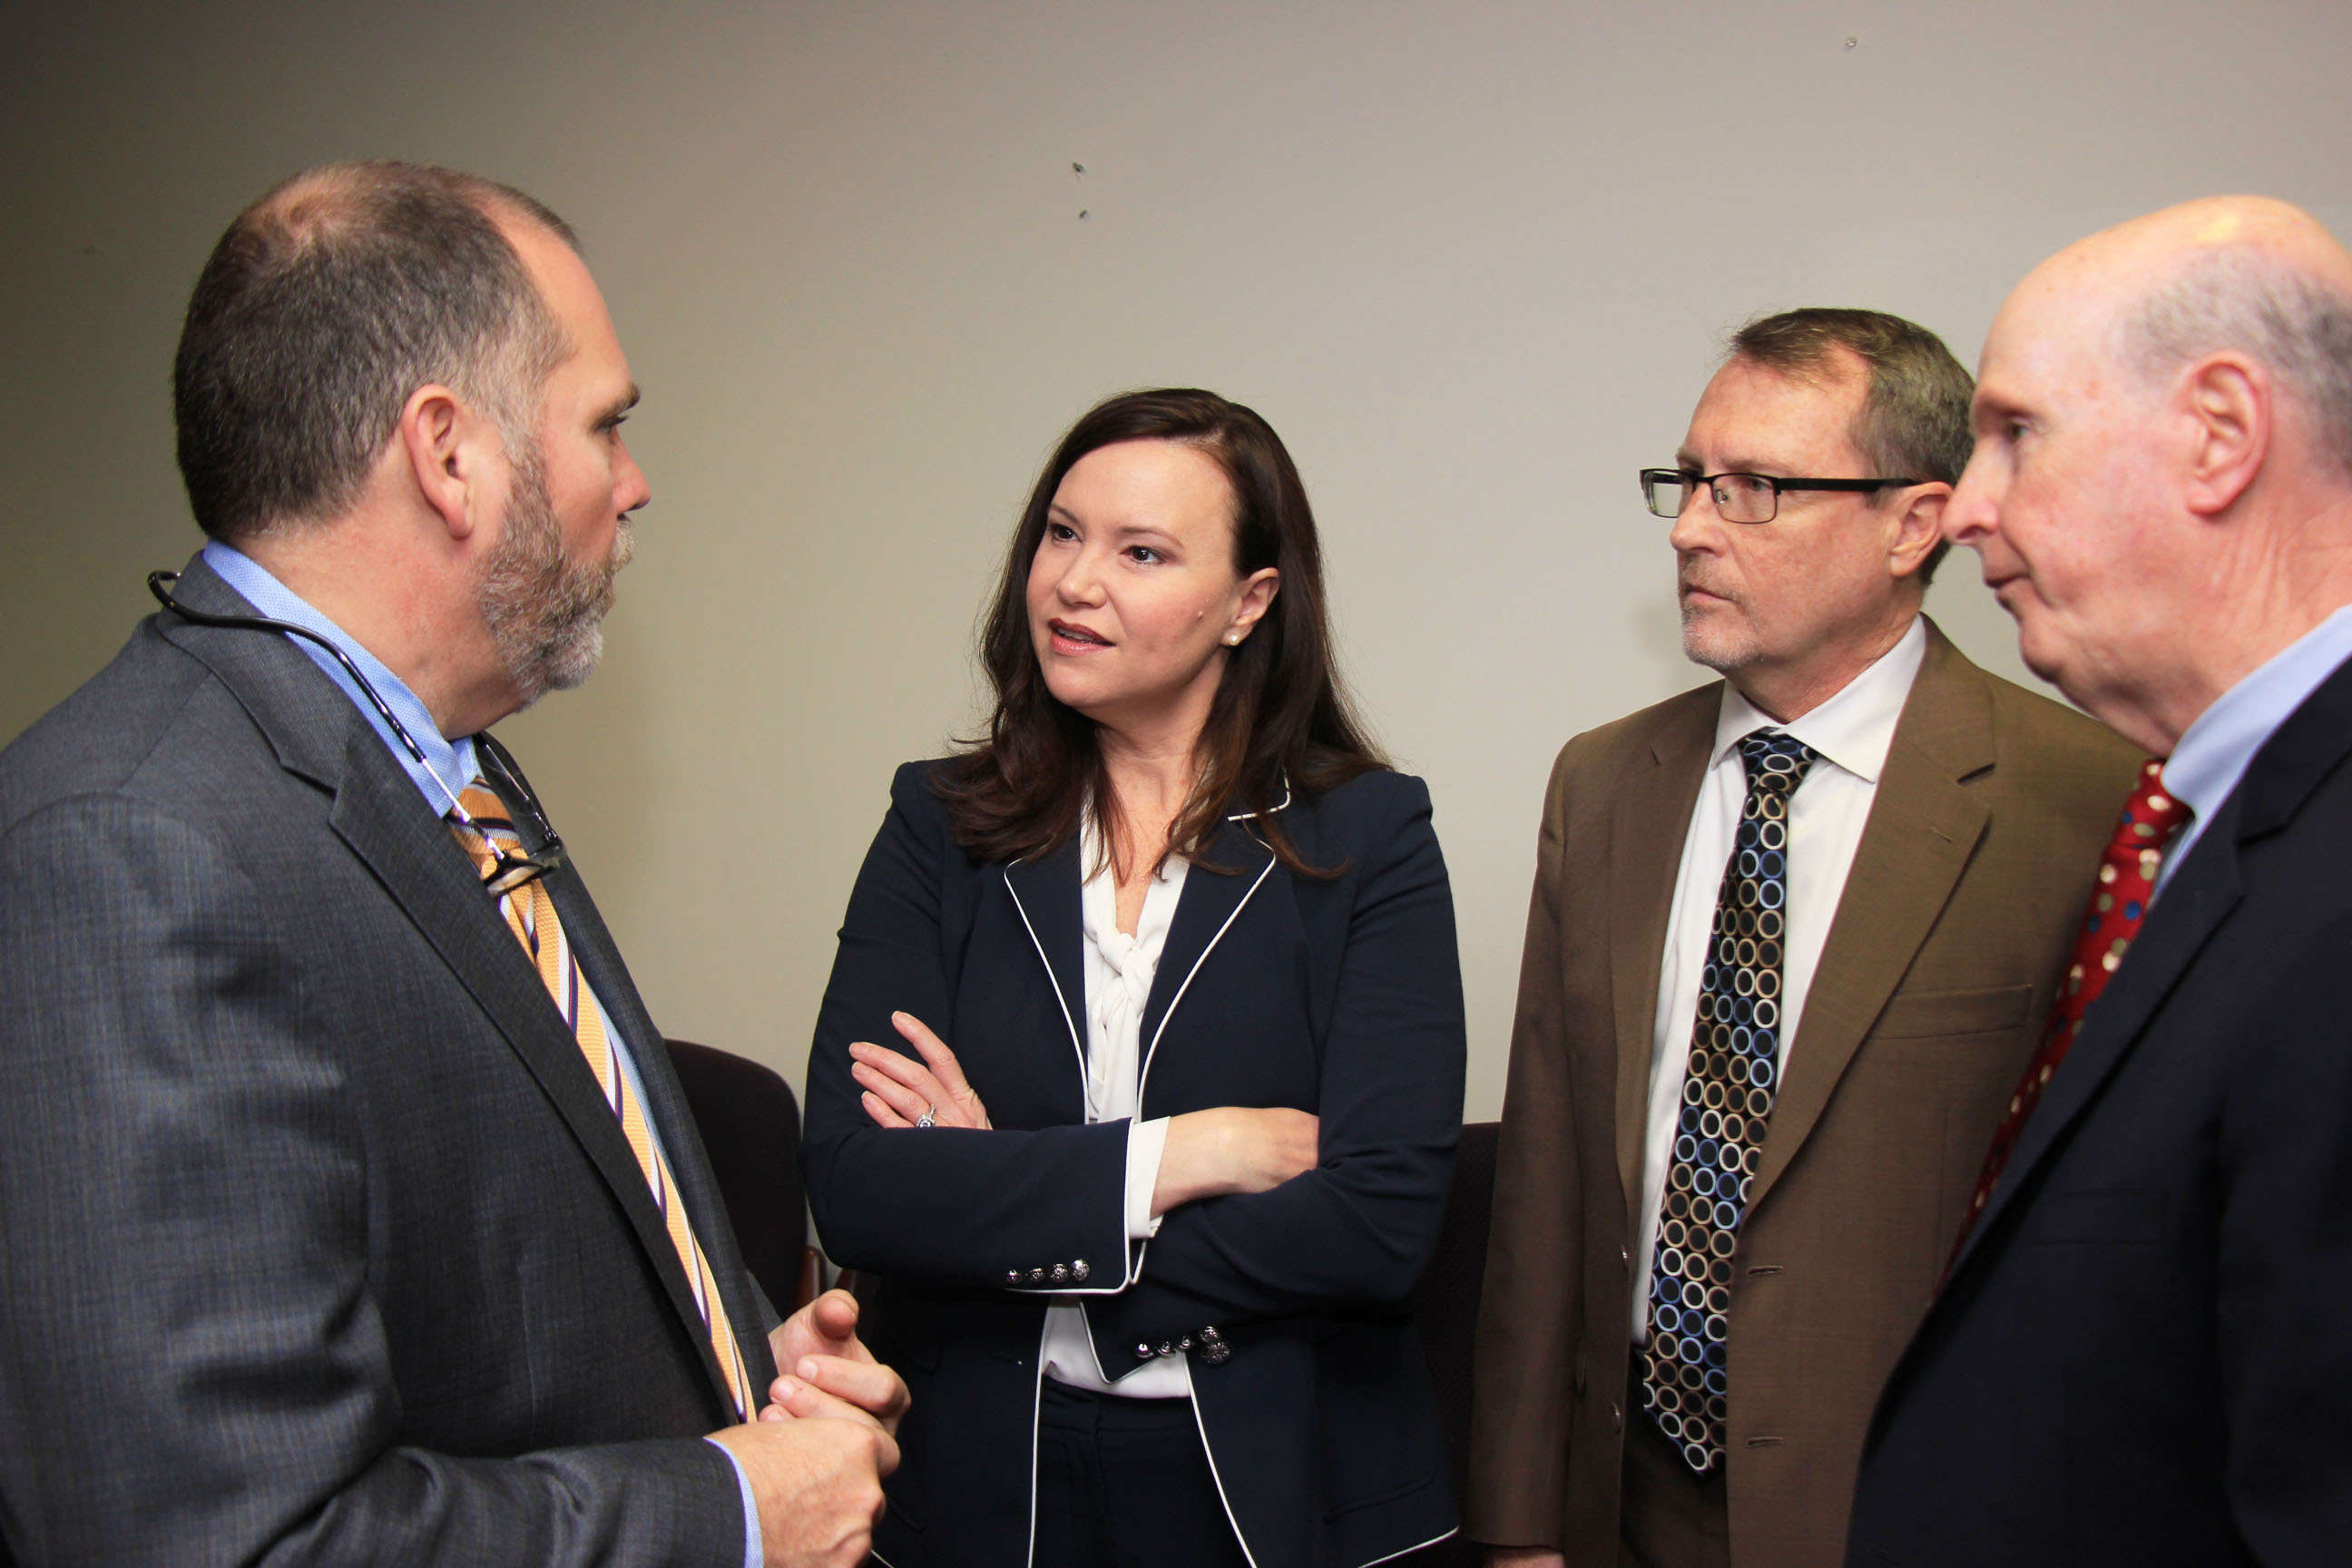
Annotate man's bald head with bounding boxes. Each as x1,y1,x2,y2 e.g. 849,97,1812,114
174,161,582,541
1946,196,2352,753
2017,197,2352,475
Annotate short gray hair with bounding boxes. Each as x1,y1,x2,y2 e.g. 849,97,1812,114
173,161,577,541
2132,250,2352,479
1729,307,1975,583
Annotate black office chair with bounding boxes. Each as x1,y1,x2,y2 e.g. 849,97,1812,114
664,1039,823,1311
1400,1119,1503,1566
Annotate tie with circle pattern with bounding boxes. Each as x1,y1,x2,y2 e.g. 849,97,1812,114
1641,729,1818,1476
1947,759,2190,1265
447,780,754,1421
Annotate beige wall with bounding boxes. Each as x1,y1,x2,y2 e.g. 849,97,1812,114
5,0,2347,1121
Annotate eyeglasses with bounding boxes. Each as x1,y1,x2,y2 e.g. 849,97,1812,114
1639,468,1923,524
147,569,567,896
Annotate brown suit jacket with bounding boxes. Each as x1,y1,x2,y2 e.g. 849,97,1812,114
1466,621,2141,1568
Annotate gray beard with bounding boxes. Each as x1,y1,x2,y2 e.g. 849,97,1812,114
1681,597,1759,675
475,439,632,708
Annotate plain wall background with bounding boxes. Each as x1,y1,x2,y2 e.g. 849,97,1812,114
5,0,2347,1121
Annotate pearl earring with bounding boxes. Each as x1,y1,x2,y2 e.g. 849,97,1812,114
1225,633,1241,646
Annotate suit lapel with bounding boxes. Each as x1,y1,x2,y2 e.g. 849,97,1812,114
1749,627,1992,1214
501,764,779,1394
1948,650,2352,1279
1613,696,1719,1229
1944,821,2238,1281
323,740,747,1410
157,560,750,1412
1004,808,1279,1115
1004,836,1090,1097
1140,818,1278,1092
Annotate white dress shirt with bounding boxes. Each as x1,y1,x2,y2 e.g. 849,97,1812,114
1631,616,1927,1340
1040,814,1187,1396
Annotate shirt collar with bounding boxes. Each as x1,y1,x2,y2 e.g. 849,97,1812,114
1711,613,1927,784
201,539,479,816
2161,601,2352,832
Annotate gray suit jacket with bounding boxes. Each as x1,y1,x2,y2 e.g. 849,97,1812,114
0,555,776,1565
1467,622,2142,1567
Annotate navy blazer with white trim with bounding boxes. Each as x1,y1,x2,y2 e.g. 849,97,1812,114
804,760,1467,1568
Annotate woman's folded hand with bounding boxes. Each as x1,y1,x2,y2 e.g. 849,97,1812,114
849,1012,993,1130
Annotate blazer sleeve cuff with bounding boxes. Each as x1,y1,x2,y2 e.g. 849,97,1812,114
1124,1116,1170,1240
995,1118,1161,1296
704,1437,763,1568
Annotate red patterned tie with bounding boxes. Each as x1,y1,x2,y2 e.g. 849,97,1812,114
1948,760,2190,1265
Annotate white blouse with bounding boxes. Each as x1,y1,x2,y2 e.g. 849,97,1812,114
1039,813,1189,1397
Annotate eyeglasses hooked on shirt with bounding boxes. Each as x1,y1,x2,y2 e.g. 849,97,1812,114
148,566,565,895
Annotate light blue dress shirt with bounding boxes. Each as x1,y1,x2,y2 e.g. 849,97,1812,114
198,542,764,1565
2158,602,2352,898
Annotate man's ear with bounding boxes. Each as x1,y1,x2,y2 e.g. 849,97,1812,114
397,384,491,542
1886,482,1951,582
2180,353,2269,517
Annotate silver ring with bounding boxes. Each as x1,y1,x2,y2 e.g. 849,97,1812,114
915,1103,937,1129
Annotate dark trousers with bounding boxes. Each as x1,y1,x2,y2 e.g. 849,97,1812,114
1620,1375,1731,1568
1033,1381,1252,1568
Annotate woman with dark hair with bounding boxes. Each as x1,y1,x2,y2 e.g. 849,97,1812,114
801,388,1465,1568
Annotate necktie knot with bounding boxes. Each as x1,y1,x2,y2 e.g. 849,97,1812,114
453,782,512,831
449,780,555,897
2112,757,2192,853
446,783,509,877
1738,730,1818,799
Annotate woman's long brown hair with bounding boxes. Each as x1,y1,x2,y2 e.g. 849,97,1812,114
934,388,1387,877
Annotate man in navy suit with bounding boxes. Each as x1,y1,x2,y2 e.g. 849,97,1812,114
1847,196,2352,1563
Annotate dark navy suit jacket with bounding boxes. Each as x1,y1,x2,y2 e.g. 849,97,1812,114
1847,655,2352,1565
804,760,1467,1568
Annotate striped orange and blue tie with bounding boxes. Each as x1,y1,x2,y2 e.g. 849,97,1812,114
448,780,754,1421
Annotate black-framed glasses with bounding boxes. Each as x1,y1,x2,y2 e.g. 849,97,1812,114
1639,468,1923,524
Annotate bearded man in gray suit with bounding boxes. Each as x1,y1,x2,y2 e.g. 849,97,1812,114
0,162,903,1567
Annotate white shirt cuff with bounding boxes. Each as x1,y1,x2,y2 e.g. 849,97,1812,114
1125,1116,1171,1239
706,1436,762,1568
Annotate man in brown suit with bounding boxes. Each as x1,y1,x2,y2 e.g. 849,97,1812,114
1467,308,2141,1568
